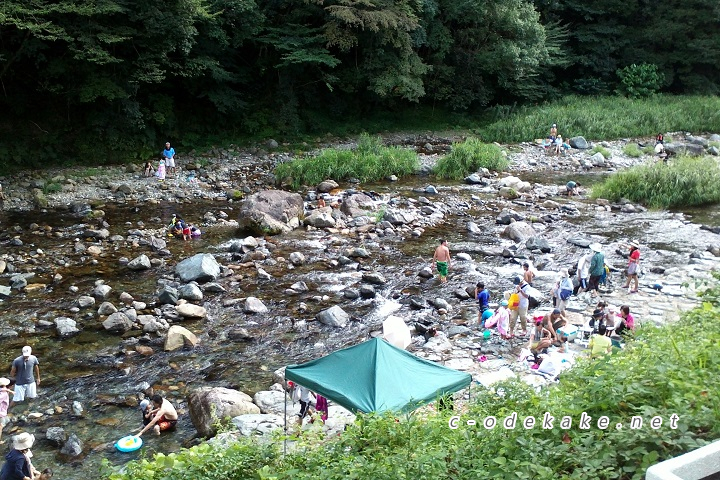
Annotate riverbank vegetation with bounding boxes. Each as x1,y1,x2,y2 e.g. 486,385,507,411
434,139,509,180
105,277,720,479
2,0,720,172
592,157,720,208
273,134,418,189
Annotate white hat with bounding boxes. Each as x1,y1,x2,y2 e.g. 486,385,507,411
560,268,569,278
552,124,557,127
139,399,150,411
22,346,32,356
13,432,35,450
0,377,9,386
629,241,639,248
589,243,603,252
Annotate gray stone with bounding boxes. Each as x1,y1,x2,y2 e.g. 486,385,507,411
502,221,536,242
418,266,433,279
97,302,118,315
384,209,417,225
569,136,589,149
316,305,350,327
362,272,387,285
466,222,482,234
165,325,199,351
102,312,132,332
289,252,305,266
253,390,296,416
359,285,376,298
432,298,451,311
188,387,260,437
10,276,27,290
665,143,705,156
203,283,226,293
447,325,472,337
127,254,151,271
498,186,520,200
243,297,268,314
290,281,309,293
317,179,339,193
45,427,67,446
267,139,279,149
176,254,221,283
708,146,719,156
341,193,375,217
526,237,551,253
496,210,523,225
567,238,592,248
178,283,204,301
83,228,110,240
0,286,10,298
232,414,284,437
93,284,112,300
176,303,207,319
149,237,167,251
465,174,486,185
157,286,179,305
425,185,438,194
590,152,606,165
60,433,83,457
119,292,134,305
346,247,370,258
54,317,80,337
304,209,336,228
238,190,304,236
343,288,360,299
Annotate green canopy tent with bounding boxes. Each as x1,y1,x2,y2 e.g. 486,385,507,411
284,337,472,414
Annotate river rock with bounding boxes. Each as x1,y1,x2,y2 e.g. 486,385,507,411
158,286,179,305
465,173,486,185
569,136,589,149
290,281,309,293
149,237,167,251
45,427,67,446
362,272,387,285
72,401,83,416
253,390,296,416
502,221,536,242
228,328,252,341
359,285,376,298
665,143,705,156
432,298,451,311
289,252,305,266
0,286,10,298
496,209,523,225
10,276,27,290
102,312,132,332
83,228,110,240
178,283,204,301
316,305,349,327
203,283,226,293
176,303,207,319
140,315,167,333
231,414,284,437
341,193,374,217
97,302,118,316
567,237,592,248
188,387,260,438
76,296,95,308
304,209,336,228
499,186,519,199
346,247,370,258
526,237,551,253
467,222,482,234
54,317,80,337
384,209,417,225
317,179,339,193
165,325,199,351
128,254,151,270
176,253,221,283
238,190,304,235
343,288,360,299
243,297,268,314
119,292,134,305
60,433,83,457
93,284,112,300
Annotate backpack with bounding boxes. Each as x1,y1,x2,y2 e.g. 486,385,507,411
508,293,520,310
559,288,572,301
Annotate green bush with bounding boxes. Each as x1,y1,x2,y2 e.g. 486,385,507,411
616,63,665,98
623,144,644,158
42,182,62,194
273,133,419,190
592,156,720,208
641,145,656,155
475,95,720,143
590,145,611,158
106,280,720,479
434,138,508,180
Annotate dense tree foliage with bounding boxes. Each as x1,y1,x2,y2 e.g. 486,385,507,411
1,0,719,169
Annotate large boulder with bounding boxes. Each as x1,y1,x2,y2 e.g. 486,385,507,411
316,179,339,193
569,136,589,149
165,325,199,351
304,209,336,228
238,190,304,236
341,193,375,217
501,221,536,243
102,312,132,332
127,254,151,271
253,389,298,416
176,254,221,283
188,387,261,438
664,143,705,156
316,305,350,327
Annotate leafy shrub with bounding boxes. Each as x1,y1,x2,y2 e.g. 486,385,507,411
622,144,643,158
590,145,611,158
434,138,508,180
592,156,720,208
641,145,656,155
42,182,62,194
273,133,419,189
616,63,665,98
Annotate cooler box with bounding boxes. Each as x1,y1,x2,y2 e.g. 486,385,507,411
558,324,579,342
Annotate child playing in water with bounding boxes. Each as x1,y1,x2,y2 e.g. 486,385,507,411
156,159,166,181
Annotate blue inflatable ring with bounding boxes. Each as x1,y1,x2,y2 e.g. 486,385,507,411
115,435,143,452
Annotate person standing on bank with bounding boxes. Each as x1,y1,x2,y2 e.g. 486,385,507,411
162,142,176,177
587,243,605,297
432,239,451,283
623,242,641,294
9,347,39,409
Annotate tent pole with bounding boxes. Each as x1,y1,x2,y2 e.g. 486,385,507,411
284,387,288,456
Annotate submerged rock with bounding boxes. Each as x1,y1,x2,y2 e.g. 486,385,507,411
165,325,199,351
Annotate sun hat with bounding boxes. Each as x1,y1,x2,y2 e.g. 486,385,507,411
560,268,569,278
0,377,9,386
629,241,639,248
13,432,35,450
22,346,32,356
608,305,617,313
589,243,603,252
139,399,150,411
552,124,557,127
500,300,509,307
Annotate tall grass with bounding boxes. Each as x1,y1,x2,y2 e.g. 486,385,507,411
622,143,643,158
273,133,419,189
592,156,720,208
475,95,720,143
434,138,509,180
590,145,611,158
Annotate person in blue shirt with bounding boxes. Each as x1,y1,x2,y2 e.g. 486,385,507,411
163,142,176,177
475,282,490,324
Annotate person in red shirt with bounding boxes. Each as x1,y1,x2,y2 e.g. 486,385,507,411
623,242,641,293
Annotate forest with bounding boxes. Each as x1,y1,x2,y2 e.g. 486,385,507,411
1,0,719,169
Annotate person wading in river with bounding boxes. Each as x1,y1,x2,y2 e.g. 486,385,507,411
9,347,39,409
136,394,178,436
432,239,451,283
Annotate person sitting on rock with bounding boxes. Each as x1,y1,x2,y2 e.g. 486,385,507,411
589,324,612,358
136,394,178,436
528,318,552,357
542,309,567,346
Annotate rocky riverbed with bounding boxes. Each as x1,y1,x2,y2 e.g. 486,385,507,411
1,132,720,478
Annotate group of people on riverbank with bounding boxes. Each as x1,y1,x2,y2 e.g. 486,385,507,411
168,214,201,241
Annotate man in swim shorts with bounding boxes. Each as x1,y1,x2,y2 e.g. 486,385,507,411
136,394,178,436
432,239,451,283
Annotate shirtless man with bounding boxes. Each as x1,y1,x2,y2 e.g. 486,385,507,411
432,239,451,283
136,394,178,436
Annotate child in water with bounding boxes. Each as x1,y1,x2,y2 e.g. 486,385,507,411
0,377,15,443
